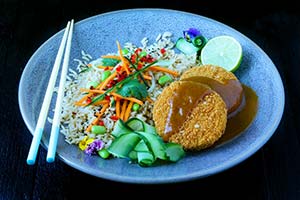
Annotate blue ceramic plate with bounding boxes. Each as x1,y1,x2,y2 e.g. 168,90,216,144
18,9,285,184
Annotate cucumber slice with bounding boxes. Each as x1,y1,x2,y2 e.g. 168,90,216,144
108,133,140,158
165,143,185,162
176,37,200,55
137,152,154,166
135,131,166,160
128,150,137,160
111,120,133,137
134,140,149,152
126,118,145,132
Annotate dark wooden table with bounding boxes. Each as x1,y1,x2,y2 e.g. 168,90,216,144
1,1,299,199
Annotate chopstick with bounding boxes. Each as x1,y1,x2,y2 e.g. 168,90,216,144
46,19,74,162
26,20,73,165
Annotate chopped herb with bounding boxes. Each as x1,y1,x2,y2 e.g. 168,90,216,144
116,79,148,100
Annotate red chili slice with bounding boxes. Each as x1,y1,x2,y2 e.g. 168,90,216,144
110,115,119,121
86,97,92,104
137,62,143,69
105,96,110,101
160,48,166,54
134,48,142,55
98,120,104,126
116,66,122,72
131,54,137,63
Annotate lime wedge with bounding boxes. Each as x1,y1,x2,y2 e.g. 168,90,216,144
200,35,242,72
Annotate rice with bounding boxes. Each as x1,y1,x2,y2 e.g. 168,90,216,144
58,32,199,147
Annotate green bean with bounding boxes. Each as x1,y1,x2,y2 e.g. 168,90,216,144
158,75,172,85
132,103,140,111
98,149,110,159
91,125,106,135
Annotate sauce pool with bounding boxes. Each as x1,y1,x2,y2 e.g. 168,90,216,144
216,85,258,145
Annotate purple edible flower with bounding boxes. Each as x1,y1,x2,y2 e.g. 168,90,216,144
183,28,201,42
85,139,104,155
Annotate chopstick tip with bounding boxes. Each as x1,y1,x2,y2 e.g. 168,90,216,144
27,159,35,165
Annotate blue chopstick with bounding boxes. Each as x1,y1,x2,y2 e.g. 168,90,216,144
26,21,71,165
46,19,74,163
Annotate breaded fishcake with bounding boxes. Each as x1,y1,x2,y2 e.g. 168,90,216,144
153,81,227,151
181,64,238,83
180,65,243,113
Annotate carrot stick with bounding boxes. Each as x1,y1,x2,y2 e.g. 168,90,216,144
99,71,117,90
148,66,179,76
116,98,120,117
143,74,152,80
101,55,121,60
86,118,99,132
92,100,110,106
80,88,144,105
116,41,130,75
97,103,109,118
146,96,154,103
86,104,109,132
75,67,116,107
96,66,114,70
80,88,103,94
120,100,128,120
111,93,144,105
124,101,134,121
74,94,93,106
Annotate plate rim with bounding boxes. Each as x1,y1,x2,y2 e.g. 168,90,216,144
18,8,285,184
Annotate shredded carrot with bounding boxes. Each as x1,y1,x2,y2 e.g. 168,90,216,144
101,55,121,60
97,103,109,118
87,64,92,67
111,93,144,105
99,71,117,90
75,76,112,106
116,98,120,117
80,88,144,105
74,102,88,107
86,104,109,132
74,95,92,106
92,100,110,106
146,96,154,103
96,66,114,70
143,74,152,80
116,41,130,75
124,101,134,121
86,118,99,132
148,66,179,76
80,88,102,94
120,100,128,120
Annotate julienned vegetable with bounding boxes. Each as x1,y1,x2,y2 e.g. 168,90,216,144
108,118,185,166
89,60,158,105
